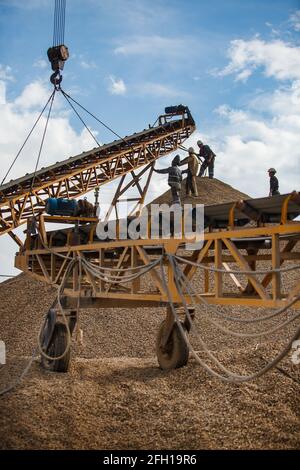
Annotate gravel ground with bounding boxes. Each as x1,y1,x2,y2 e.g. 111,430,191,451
0,352,299,450
0,178,299,450
0,269,299,450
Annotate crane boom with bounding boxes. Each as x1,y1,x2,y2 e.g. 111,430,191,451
0,106,195,236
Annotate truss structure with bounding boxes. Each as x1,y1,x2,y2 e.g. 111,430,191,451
15,192,300,310
0,107,195,238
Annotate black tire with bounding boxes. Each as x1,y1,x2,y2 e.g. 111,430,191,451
156,320,189,370
41,323,70,373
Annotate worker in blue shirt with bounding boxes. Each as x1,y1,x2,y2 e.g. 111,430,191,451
153,155,186,204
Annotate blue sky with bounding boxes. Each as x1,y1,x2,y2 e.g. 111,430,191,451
0,0,299,134
0,0,300,276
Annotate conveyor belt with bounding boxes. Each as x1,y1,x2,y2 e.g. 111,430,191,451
0,106,195,236
203,192,300,228
29,191,300,250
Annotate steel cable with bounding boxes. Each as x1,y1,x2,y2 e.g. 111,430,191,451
0,257,78,396
61,91,101,147
60,89,135,152
30,90,56,192
175,259,300,324
175,254,300,275
160,256,300,383
1,91,55,186
171,255,300,337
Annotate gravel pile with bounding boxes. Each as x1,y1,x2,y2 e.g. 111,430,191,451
0,178,299,450
150,176,249,206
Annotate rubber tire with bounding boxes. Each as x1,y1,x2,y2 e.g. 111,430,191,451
41,323,70,373
156,320,189,370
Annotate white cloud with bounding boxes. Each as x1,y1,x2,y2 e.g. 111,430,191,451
0,72,106,276
136,82,189,98
0,77,101,184
80,60,97,69
208,83,300,197
102,0,177,31
0,81,6,105
289,10,300,31
0,64,14,82
211,34,300,200
33,59,48,69
215,38,300,82
200,32,300,197
235,68,252,83
108,75,127,95
249,80,300,116
114,35,195,59
13,81,51,110
0,0,49,9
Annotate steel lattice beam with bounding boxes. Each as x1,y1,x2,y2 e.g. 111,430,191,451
15,219,300,309
0,108,195,235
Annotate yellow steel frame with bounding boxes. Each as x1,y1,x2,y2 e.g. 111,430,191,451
0,111,195,236
15,205,300,310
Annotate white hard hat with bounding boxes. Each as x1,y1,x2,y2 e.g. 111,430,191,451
188,147,194,153
197,140,203,146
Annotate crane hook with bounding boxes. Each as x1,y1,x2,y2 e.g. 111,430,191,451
50,70,63,89
47,44,69,89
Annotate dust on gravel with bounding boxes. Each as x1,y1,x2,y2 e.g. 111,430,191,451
0,178,299,450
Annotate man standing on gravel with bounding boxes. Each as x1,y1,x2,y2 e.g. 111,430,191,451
197,140,216,179
268,168,280,196
179,147,199,197
153,155,185,204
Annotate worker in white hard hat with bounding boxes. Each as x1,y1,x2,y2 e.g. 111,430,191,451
268,168,280,196
197,140,216,179
179,147,200,197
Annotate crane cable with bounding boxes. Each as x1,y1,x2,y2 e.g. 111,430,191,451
61,91,101,147
60,89,138,156
0,0,151,188
30,90,56,193
1,91,56,186
53,0,66,47
0,0,64,187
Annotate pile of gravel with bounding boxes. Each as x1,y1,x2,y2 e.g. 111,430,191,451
0,178,299,450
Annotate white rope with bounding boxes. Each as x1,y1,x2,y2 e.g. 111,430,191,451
82,257,162,284
172,256,300,337
175,254,300,275
158,255,300,383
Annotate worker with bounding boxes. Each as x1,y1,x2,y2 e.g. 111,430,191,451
268,168,280,196
197,140,216,179
153,155,185,204
179,147,199,197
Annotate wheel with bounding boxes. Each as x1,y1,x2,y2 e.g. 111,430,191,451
41,323,71,372
156,320,189,370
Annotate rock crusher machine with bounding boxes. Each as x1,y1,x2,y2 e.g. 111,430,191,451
1,103,300,377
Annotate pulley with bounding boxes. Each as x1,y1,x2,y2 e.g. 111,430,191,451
47,44,69,72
